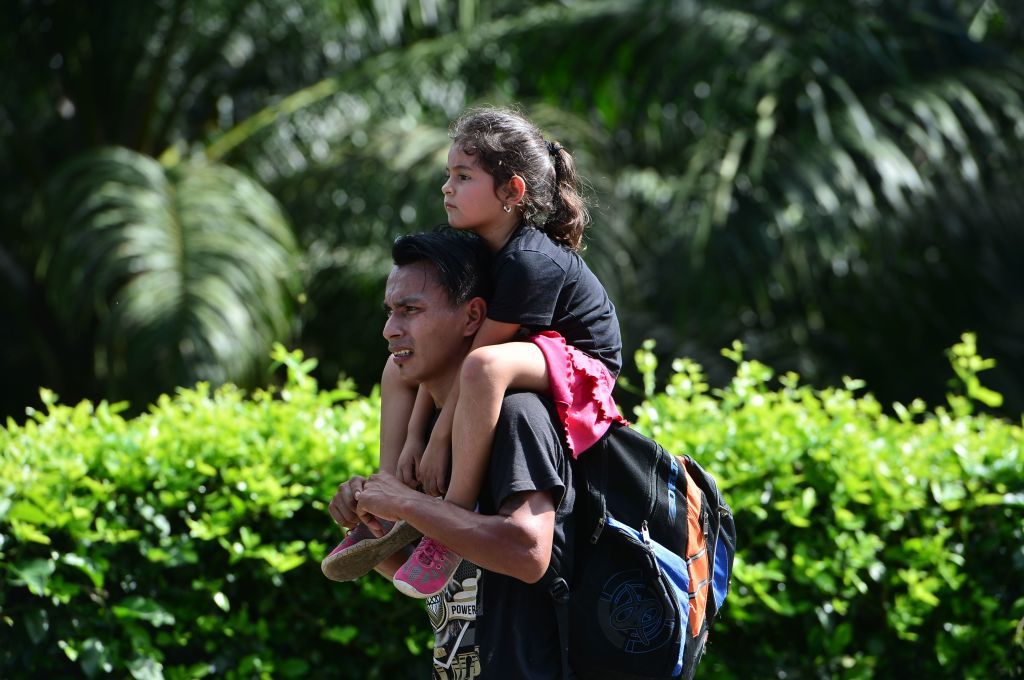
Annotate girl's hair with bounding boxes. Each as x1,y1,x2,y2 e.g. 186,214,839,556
450,106,590,251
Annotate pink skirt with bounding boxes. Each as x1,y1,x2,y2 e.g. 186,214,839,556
530,331,629,459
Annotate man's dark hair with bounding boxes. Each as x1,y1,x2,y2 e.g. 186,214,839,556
391,227,492,305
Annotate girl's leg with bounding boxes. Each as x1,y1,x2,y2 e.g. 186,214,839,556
444,342,549,509
380,358,417,474
394,342,548,598
325,358,418,559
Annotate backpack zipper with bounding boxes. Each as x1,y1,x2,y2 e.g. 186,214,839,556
641,520,663,579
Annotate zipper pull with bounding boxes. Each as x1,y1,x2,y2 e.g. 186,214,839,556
641,520,661,577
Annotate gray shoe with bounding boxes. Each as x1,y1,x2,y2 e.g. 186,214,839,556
321,520,422,582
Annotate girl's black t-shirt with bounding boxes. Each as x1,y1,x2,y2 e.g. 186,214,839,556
488,226,622,376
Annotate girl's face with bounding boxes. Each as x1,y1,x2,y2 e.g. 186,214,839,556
442,144,509,234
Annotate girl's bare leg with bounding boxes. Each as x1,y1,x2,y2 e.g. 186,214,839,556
380,358,417,474
444,342,549,509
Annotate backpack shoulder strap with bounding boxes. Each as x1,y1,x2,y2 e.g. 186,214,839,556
539,565,572,680
540,427,613,679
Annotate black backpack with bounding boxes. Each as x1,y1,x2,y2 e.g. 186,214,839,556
542,422,737,679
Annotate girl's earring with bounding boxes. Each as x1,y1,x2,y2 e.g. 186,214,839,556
502,204,512,214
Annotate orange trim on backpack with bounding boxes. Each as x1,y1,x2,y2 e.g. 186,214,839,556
685,464,710,637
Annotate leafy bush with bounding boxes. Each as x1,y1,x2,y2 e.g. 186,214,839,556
2,337,1022,678
0,346,428,679
630,334,1024,678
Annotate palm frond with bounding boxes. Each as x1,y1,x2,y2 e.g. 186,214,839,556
40,147,301,404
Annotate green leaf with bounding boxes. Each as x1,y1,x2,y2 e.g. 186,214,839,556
79,638,111,677
62,553,106,588
9,520,52,545
279,658,311,678
11,559,56,596
127,657,164,680
25,608,49,644
213,591,230,612
323,625,359,645
7,501,51,525
112,597,176,627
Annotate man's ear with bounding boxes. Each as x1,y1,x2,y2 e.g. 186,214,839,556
463,297,487,336
500,175,527,206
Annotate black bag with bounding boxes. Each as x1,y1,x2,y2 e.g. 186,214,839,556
543,423,736,679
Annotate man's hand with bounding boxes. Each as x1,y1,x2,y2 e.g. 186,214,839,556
416,434,451,497
328,476,368,530
357,471,422,523
395,436,425,489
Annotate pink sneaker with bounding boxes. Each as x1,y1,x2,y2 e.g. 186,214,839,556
321,520,422,582
392,537,463,598
330,522,376,555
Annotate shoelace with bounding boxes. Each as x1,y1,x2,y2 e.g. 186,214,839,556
417,540,447,569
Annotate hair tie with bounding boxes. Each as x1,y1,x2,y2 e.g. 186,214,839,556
546,140,562,156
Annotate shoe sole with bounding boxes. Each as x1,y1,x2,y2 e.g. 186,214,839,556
321,520,422,582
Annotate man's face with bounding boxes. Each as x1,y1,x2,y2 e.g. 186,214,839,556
382,261,473,393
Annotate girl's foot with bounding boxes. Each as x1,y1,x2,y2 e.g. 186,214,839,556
321,520,422,582
393,537,463,598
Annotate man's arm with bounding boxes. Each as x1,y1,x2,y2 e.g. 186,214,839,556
356,471,555,584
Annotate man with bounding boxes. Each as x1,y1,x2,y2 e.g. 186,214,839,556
328,229,575,679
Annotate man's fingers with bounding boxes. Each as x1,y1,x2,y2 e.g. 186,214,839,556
327,499,344,526
363,515,385,537
328,477,364,527
329,497,357,528
356,504,380,528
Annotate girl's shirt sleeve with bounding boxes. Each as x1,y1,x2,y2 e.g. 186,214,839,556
487,249,566,327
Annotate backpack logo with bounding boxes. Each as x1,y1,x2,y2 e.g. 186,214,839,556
598,570,673,654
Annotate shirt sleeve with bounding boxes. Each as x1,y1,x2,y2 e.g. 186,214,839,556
487,250,567,326
487,393,567,513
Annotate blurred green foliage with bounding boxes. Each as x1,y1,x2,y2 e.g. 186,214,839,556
2,338,1021,677
3,0,1024,423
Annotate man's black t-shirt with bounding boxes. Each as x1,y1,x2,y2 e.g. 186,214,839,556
488,225,622,376
475,391,575,678
428,391,574,679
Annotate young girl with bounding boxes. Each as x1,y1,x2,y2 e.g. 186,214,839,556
386,106,628,598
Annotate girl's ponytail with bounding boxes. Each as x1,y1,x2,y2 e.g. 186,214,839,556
544,143,589,251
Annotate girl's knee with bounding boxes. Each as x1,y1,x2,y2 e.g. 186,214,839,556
461,346,508,388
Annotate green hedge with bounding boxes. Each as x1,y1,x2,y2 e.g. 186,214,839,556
1,346,428,679
2,338,1022,678
630,334,1024,679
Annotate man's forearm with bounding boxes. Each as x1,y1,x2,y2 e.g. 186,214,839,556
399,493,553,583
358,473,555,583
